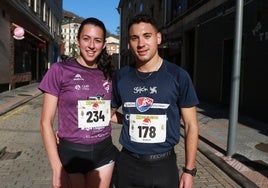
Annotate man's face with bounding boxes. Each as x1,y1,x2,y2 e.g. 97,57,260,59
128,22,161,63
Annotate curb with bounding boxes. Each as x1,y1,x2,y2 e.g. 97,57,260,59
198,137,259,188
0,89,42,116
180,124,259,188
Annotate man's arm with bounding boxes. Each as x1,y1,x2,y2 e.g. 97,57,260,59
179,106,199,188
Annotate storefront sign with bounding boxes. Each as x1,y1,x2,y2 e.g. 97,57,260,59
13,27,25,40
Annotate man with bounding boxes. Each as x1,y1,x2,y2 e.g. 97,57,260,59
111,14,199,188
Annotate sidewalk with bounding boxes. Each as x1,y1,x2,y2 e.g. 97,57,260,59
197,102,268,187
0,83,267,187
0,83,42,116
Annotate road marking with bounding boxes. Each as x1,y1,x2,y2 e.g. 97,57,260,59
0,105,28,121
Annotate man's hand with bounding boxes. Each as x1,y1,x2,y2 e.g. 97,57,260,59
179,173,194,188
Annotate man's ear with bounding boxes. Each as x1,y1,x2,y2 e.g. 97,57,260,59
157,32,162,45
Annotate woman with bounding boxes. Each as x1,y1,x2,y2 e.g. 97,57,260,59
39,17,116,188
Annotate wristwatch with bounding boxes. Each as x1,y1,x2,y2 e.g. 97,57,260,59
183,167,197,176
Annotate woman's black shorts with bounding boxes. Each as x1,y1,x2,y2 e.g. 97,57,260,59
58,136,118,174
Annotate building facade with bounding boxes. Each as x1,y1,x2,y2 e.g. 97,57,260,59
118,0,268,123
106,36,119,55
61,21,80,57
0,0,62,91
106,36,120,70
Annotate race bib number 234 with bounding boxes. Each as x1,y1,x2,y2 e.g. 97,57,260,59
78,100,110,129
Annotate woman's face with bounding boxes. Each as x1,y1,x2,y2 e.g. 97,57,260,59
77,24,106,64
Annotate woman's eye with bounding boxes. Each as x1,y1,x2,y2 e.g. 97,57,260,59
83,37,89,41
95,39,103,43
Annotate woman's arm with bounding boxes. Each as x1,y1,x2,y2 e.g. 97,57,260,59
40,93,70,187
111,108,123,124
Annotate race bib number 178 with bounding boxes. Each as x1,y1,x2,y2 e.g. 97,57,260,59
129,114,167,143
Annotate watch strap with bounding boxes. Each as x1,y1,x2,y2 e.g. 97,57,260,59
183,167,197,176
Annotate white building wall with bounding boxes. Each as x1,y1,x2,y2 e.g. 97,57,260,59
106,36,119,43
62,23,80,56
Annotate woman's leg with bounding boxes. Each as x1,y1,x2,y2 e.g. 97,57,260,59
85,163,115,188
68,173,86,188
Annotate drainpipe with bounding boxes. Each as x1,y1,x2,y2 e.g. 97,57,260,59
227,0,244,157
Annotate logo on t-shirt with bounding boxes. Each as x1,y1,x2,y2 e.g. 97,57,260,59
135,97,154,112
73,74,84,80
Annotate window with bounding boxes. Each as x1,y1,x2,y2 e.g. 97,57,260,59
30,0,35,9
36,0,41,16
139,3,143,12
41,0,45,21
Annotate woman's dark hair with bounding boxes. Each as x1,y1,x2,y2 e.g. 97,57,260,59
78,17,114,80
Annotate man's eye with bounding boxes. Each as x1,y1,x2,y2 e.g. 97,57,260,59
130,36,138,41
144,34,152,39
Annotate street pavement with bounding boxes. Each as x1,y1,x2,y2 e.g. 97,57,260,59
0,83,267,187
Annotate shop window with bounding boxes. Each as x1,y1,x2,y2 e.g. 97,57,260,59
14,39,33,74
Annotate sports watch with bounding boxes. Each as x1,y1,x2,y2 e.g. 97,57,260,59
183,167,197,176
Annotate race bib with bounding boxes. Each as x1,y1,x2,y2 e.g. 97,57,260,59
78,100,110,129
129,114,167,143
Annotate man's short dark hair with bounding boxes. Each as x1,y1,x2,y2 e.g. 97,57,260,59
128,14,158,32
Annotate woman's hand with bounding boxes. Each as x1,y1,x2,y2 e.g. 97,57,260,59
52,166,71,188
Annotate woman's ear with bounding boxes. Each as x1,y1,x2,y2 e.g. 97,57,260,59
102,41,107,50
